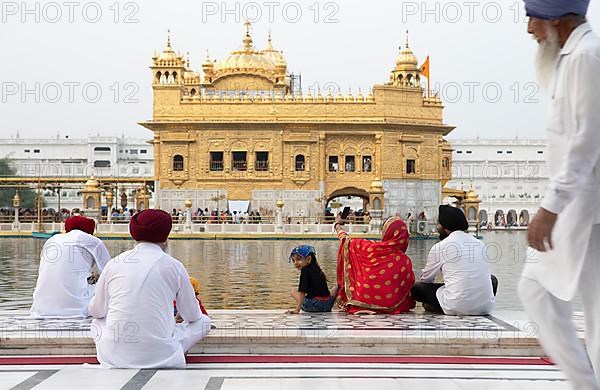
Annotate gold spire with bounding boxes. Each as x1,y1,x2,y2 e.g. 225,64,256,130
167,29,171,48
186,51,190,68
242,20,254,51
405,30,409,48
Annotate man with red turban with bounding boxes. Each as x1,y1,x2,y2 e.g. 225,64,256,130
89,209,212,368
29,215,111,318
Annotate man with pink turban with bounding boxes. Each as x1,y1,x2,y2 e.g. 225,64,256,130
89,209,211,368
30,216,111,318
518,0,600,388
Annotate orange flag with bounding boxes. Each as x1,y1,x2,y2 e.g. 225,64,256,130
419,56,430,78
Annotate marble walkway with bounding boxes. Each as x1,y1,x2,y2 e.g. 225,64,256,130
0,309,587,389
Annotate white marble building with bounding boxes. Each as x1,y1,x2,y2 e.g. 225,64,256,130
446,138,548,227
0,135,154,210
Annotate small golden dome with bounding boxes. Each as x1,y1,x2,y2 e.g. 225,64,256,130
261,32,287,66
184,197,193,208
395,31,419,71
370,179,383,191
276,198,284,208
465,189,479,201
156,30,181,62
84,175,100,191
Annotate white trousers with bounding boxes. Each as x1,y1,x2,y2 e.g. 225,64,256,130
519,224,600,390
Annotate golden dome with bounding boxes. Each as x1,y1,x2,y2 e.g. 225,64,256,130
84,175,100,191
213,22,277,80
261,32,287,66
395,31,419,71
466,189,480,201
156,30,181,62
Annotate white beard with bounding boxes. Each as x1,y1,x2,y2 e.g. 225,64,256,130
535,27,561,90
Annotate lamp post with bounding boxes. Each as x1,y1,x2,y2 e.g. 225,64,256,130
106,190,114,223
276,195,284,232
184,197,193,233
12,191,20,231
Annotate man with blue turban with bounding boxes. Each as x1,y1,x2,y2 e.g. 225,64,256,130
518,1,600,389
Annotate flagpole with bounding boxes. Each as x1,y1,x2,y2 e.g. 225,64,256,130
427,56,431,99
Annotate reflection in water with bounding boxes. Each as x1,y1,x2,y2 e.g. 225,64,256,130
0,232,582,311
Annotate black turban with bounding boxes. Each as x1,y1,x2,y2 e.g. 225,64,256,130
438,205,469,232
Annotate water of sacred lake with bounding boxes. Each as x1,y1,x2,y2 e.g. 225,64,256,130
0,231,582,311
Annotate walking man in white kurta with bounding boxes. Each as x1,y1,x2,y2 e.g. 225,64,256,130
89,209,211,368
30,216,110,318
518,1,600,389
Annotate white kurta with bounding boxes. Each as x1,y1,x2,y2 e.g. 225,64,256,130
420,231,495,315
523,23,600,301
29,230,111,318
88,242,211,369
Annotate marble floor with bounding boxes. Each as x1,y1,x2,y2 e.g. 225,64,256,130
1,361,570,390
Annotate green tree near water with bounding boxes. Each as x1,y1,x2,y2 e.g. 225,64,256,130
0,159,40,209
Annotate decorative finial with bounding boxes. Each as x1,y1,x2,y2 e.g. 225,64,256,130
186,51,190,67
405,30,409,48
244,20,252,36
167,29,171,48
268,29,272,44
205,49,210,60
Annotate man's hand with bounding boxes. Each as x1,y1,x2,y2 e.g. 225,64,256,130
527,208,558,252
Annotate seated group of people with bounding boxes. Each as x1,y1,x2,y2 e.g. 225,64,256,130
29,205,497,369
29,210,211,369
287,205,497,317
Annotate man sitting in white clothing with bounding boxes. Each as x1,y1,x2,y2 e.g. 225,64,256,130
30,216,111,318
411,205,498,315
89,209,211,369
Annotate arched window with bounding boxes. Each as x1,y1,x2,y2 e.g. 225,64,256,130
442,157,450,170
373,197,382,209
468,206,476,221
295,154,305,171
190,88,196,97
156,71,162,84
173,155,184,171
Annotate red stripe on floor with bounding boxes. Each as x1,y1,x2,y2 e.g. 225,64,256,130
0,355,553,366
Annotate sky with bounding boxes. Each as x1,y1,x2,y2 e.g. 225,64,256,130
1,0,599,140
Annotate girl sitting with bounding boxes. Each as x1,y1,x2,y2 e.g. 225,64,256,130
286,244,339,314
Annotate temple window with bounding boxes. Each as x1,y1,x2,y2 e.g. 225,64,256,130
210,152,224,171
232,151,247,171
94,160,111,168
328,156,339,172
406,159,416,174
442,157,450,170
362,156,372,172
345,156,355,172
173,155,184,171
255,152,269,171
295,155,305,171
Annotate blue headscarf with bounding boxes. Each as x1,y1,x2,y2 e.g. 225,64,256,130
525,0,590,20
289,244,316,262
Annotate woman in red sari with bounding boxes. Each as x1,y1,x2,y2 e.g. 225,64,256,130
335,215,416,314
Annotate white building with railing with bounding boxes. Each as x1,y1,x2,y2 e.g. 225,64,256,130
0,134,154,210
446,138,548,227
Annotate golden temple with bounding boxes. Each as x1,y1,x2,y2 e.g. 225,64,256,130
140,23,454,218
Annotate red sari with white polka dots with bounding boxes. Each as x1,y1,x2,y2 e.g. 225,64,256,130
336,217,416,314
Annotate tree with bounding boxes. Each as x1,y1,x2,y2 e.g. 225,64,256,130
0,159,39,208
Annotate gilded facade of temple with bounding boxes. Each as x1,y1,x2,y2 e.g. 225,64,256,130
140,23,454,218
